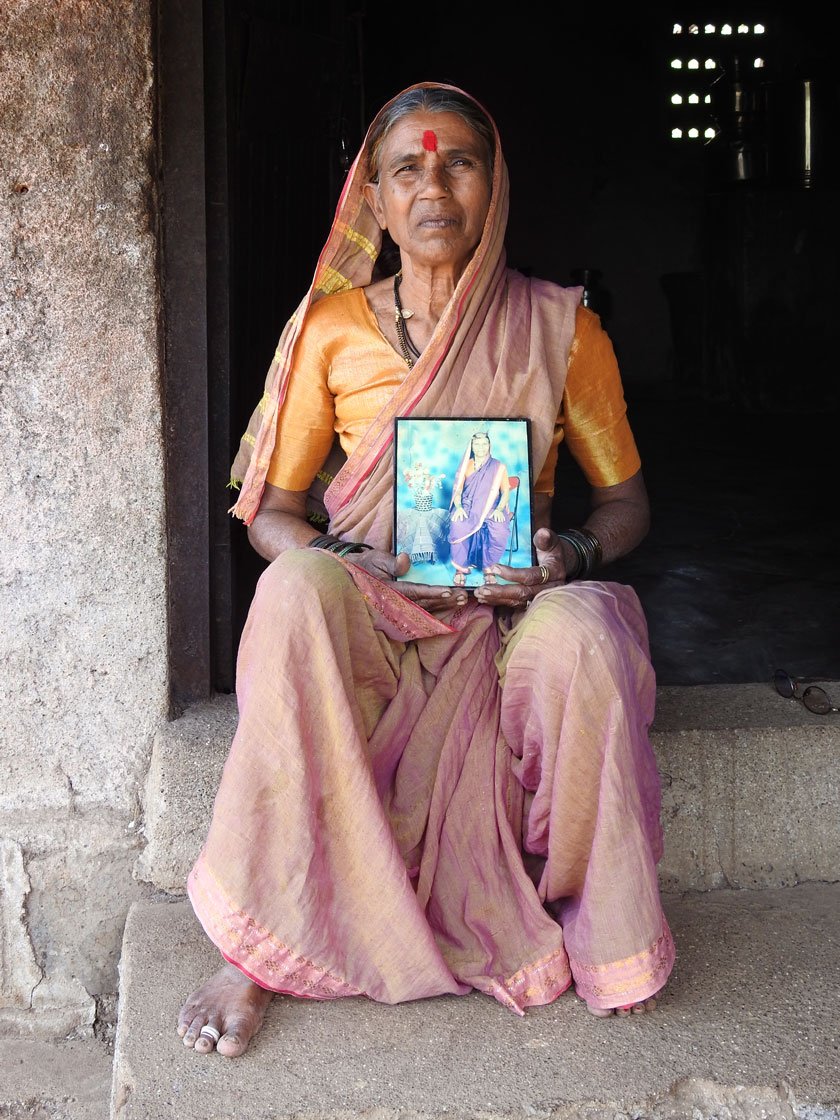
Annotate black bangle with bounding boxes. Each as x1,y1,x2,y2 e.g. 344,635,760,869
555,528,602,581
577,527,603,570
308,533,341,549
333,542,373,556
309,534,373,556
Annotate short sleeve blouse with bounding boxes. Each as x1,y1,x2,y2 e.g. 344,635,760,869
265,288,640,495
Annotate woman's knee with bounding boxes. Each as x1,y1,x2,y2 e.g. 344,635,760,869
253,548,356,615
504,583,649,675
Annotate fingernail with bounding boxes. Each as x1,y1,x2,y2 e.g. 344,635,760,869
441,590,451,597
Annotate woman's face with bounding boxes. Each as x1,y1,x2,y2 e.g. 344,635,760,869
363,111,492,276
471,435,491,457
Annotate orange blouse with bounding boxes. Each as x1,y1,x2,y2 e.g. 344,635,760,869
266,287,640,495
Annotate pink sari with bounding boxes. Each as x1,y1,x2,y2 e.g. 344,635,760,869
189,83,675,1013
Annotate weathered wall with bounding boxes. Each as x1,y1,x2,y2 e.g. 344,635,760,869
0,0,166,1037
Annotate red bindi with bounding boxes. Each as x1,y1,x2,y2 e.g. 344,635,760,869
422,130,438,152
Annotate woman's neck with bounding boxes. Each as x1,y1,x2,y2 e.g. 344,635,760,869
397,261,465,320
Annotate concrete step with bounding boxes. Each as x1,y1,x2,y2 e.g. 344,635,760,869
111,886,840,1120
135,685,840,895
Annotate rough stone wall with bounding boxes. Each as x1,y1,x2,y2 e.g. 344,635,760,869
0,0,166,1037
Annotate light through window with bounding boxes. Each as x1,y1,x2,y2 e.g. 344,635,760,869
668,14,770,145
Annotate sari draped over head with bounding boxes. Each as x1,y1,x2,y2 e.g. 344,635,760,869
191,82,674,1016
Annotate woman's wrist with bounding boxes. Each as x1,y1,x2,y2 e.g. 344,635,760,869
307,533,373,557
554,528,602,581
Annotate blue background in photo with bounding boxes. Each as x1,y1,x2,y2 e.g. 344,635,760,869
394,418,534,587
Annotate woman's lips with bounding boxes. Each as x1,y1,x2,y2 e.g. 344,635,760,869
416,215,458,228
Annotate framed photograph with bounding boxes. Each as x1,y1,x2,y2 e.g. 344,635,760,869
393,417,535,589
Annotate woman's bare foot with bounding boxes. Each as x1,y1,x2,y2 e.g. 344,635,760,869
177,963,274,1057
586,995,659,1018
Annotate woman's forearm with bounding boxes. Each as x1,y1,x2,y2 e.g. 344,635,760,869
583,469,650,568
582,497,649,567
246,484,316,562
532,470,650,574
247,507,317,563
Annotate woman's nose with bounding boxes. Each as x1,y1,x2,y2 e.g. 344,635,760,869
419,162,450,195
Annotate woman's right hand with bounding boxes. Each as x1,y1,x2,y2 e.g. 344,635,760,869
351,549,469,611
248,487,468,611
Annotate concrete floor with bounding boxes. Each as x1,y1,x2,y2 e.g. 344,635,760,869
554,390,840,687
112,886,840,1120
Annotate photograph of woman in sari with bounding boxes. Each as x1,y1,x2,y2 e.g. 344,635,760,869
177,81,675,1059
449,432,513,586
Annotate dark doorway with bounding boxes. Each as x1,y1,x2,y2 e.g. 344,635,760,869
203,2,840,694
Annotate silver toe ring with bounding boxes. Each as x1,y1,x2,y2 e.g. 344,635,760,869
199,1025,221,1043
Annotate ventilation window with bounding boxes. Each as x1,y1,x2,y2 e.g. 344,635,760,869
667,14,771,146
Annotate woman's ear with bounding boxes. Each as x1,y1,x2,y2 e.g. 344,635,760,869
363,182,388,230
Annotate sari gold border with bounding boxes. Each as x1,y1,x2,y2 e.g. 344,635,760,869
470,946,573,1017
188,854,363,999
569,919,675,1009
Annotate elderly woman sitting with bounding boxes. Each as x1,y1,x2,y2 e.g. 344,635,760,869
178,81,674,1058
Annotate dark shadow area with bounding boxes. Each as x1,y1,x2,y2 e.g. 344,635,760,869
206,1,839,689
554,388,839,685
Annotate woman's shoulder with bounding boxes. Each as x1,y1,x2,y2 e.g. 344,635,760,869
304,286,369,326
506,268,591,323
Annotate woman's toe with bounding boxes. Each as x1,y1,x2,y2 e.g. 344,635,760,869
216,1020,251,1058
633,996,658,1014
181,1013,206,1048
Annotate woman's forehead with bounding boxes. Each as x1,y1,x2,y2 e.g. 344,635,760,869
379,112,484,156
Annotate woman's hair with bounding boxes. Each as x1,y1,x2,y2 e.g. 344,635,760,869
366,86,495,184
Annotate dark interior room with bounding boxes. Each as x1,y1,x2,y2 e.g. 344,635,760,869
204,2,839,693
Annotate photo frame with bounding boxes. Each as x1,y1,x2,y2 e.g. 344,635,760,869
393,417,535,589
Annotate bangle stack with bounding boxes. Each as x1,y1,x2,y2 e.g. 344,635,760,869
308,533,374,558
554,528,603,581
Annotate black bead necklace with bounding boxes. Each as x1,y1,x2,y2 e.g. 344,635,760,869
393,270,421,368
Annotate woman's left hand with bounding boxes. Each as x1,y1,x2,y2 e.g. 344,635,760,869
473,527,572,607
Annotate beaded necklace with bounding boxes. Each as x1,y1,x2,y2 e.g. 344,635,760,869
393,270,421,368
